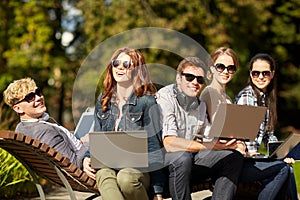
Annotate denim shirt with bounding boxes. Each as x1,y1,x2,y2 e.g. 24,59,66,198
94,92,165,194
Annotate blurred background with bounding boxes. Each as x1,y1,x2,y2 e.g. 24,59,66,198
0,0,300,198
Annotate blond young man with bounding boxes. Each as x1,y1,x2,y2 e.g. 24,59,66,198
3,77,87,168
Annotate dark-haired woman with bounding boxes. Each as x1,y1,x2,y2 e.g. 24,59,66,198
200,47,293,200
235,53,298,199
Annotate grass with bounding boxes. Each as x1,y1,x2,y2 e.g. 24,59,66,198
0,149,38,198
294,162,300,193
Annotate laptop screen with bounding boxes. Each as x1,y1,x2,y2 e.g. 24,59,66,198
267,141,283,156
74,108,95,139
89,131,148,169
209,104,267,141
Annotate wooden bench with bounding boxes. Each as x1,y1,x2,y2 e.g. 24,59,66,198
0,130,99,200
0,130,261,199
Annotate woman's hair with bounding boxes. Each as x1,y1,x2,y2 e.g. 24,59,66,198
3,77,37,107
249,53,277,131
207,47,239,81
210,47,239,69
101,47,156,111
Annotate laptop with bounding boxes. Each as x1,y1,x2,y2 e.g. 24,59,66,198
74,107,95,139
89,131,148,169
249,133,300,160
270,133,300,160
209,104,267,141
267,141,283,156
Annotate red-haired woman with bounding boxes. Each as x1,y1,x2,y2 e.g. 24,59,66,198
83,47,165,200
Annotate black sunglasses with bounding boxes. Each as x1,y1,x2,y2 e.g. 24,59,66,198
214,63,237,74
15,88,42,105
111,59,132,69
251,70,272,78
181,72,205,84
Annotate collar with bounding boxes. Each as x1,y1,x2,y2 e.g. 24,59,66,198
112,90,137,105
127,92,137,105
20,112,50,122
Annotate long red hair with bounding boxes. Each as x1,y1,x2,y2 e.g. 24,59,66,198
100,47,156,111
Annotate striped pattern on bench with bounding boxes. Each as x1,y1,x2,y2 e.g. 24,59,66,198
0,130,99,195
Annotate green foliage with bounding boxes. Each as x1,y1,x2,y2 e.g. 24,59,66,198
0,0,74,124
1,0,300,129
76,0,300,128
2,0,55,78
0,102,18,130
0,149,37,198
294,162,300,194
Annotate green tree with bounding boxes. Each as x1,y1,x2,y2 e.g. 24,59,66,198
0,0,78,127
75,0,300,130
0,0,79,196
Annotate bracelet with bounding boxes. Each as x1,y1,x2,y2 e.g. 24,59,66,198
155,193,162,197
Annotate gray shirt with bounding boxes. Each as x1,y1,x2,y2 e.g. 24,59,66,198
156,84,210,140
15,114,87,168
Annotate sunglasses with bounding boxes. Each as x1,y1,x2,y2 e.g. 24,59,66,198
181,72,205,84
15,88,42,105
111,59,132,69
251,70,272,78
214,63,237,74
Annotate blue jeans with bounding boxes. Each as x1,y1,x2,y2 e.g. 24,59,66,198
284,166,298,200
286,143,300,199
240,159,290,200
165,150,244,200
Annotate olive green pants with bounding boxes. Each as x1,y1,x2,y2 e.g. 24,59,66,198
96,168,150,200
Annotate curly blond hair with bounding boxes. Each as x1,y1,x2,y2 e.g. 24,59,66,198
3,77,37,107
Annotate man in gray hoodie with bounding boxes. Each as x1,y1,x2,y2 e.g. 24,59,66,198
3,77,87,168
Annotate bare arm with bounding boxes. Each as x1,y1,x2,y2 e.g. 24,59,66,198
163,136,240,152
163,136,206,152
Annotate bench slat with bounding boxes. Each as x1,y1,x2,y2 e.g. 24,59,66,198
0,130,100,195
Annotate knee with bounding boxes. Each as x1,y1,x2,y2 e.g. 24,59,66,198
96,168,117,185
166,152,192,177
168,152,192,168
269,161,290,179
281,163,290,176
227,150,244,165
117,169,143,193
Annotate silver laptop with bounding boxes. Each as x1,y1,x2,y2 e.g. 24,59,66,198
270,133,300,160
74,107,95,139
209,104,267,141
89,131,148,169
250,133,300,160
